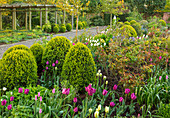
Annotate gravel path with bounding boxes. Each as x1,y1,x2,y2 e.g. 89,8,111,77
0,26,106,59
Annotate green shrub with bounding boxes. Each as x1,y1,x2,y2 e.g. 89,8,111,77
117,22,124,27
0,50,37,90
66,23,72,31
120,25,137,37
82,21,87,28
124,21,131,25
130,20,137,25
61,42,96,91
53,25,59,33
156,103,170,118
131,22,142,36
42,36,71,75
159,20,166,26
60,25,66,33
3,44,32,58
30,43,44,73
42,23,51,33
78,21,83,29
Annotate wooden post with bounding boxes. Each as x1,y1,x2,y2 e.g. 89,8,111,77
55,10,57,24
25,12,27,30
29,7,31,30
0,9,2,30
72,13,73,30
13,8,16,30
63,9,65,25
40,8,42,27
45,7,48,24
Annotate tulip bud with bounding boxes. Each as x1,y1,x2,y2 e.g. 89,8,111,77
106,81,108,85
100,73,102,77
96,73,99,76
98,104,101,111
103,76,106,80
89,108,92,113
105,106,109,113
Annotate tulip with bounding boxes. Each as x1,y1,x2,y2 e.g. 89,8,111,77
55,67,57,70
105,81,108,85
46,67,48,70
97,104,101,111
1,99,7,106
98,70,101,73
73,107,78,112
42,69,45,72
52,63,55,67
40,96,42,101
159,56,162,60
89,108,92,113
113,85,118,90
52,88,55,93
94,111,99,118
46,61,49,65
39,109,42,114
166,75,168,79
105,106,109,113
96,73,99,76
100,73,102,77
7,104,12,110
159,76,162,80
10,96,14,101
85,84,96,96
3,87,7,91
18,88,23,93
38,92,40,97
62,88,70,95
73,97,77,103
150,58,152,62
102,89,108,96
110,102,115,107
125,88,130,94
73,43,75,45
24,89,29,94
119,97,123,102
35,95,37,101
131,93,137,100
103,76,106,80
55,60,58,64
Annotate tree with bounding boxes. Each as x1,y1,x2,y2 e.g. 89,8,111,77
100,0,127,27
125,0,166,15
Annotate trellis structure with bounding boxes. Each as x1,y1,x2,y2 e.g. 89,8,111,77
0,4,61,30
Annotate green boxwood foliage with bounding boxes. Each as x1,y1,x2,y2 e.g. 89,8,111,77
3,45,32,58
66,23,72,31
42,23,51,33
30,43,44,73
78,21,83,29
159,20,166,26
120,25,137,37
42,36,71,75
0,50,37,90
60,25,66,33
124,21,131,25
131,22,142,36
130,20,137,25
53,25,59,33
61,42,96,91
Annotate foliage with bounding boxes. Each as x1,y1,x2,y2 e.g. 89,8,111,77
131,22,142,36
30,43,44,73
61,42,96,91
42,22,51,33
124,21,130,25
53,24,59,33
156,102,170,118
126,8,143,22
42,36,71,75
82,21,87,28
120,25,137,37
60,25,66,33
0,50,37,90
158,19,166,26
90,16,105,26
130,20,137,25
66,23,72,31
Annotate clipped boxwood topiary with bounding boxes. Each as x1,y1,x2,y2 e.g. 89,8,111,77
0,50,37,90
53,25,59,33
3,45,32,58
61,42,96,91
66,23,72,31
120,25,137,37
42,36,71,75
30,43,44,73
131,22,142,36
42,23,51,33
60,25,66,33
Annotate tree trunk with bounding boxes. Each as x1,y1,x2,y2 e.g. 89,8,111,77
110,13,112,28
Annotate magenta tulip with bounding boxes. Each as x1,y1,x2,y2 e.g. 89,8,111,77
35,95,37,101
24,89,29,94
73,97,77,103
38,92,40,97
73,107,78,112
52,63,55,67
110,102,115,107
119,97,123,102
40,96,42,101
18,88,23,93
131,93,137,100
1,99,7,106
113,84,118,90
10,96,14,101
7,104,12,110
73,43,75,45
55,60,58,64
85,84,96,96
52,88,55,93
46,67,48,70
46,61,49,65
125,88,130,94
166,75,168,79
62,88,70,95
39,109,42,114
159,56,162,60
102,89,108,96
159,76,162,80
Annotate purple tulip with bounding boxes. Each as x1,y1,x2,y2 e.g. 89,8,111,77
113,84,118,90
119,97,123,102
131,93,137,100
7,104,12,110
24,89,29,94
1,99,7,106
102,89,108,96
10,96,14,101
18,88,23,93
73,97,77,103
73,107,78,112
52,88,55,93
110,102,115,107
125,88,130,94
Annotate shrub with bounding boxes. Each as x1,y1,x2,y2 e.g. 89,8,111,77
3,44,32,58
66,23,72,31
30,43,44,73
42,23,51,33
90,15,105,26
60,25,66,33
42,36,71,75
0,50,37,90
140,20,148,28
156,103,170,118
82,21,87,28
130,20,137,25
120,25,137,37
53,25,59,33
124,21,131,25
159,20,166,26
78,21,83,29
131,22,142,36
117,22,124,27
61,42,96,91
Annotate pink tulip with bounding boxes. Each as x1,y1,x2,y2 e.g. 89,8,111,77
62,88,70,95
110,102,115,107
38,92,40,97
24,89,29,94
86,42,88,45
119,97,123,102
159,56,162,60
18,88,23,93
7,104,12,110
1,99,7,106
46,67,48,70
73,97,77,103
125,88,130,94
113,85,118,90
52,63,55,67
39,109,42,114
131,93,137,100
102,89,108,96
52,88,55,93
46,61,49,65
35,95,37,101
85,84,96,96
73,43,75,45
159,76,162,80
42,69,45,72
150,58,152,62
55,60,58,64
10,96,14,101
166,75,168,79
73,107,78,112
40,96,42,101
